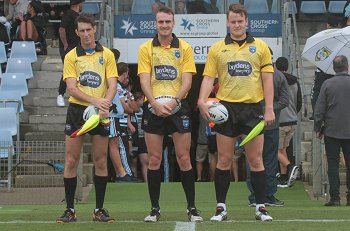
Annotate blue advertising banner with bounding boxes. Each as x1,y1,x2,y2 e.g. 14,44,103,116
247,14,282,37
115,14,282,38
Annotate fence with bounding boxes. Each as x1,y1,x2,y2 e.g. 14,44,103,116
0,141,87,205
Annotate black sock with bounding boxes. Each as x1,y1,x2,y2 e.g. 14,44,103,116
94,175,108,209
180,169,195,208
286,164,292,172
251,170,266,204
64,177,77,209
214,168,231,204
147,169,161,208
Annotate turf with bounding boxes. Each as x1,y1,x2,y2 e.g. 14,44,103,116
1,182,350,231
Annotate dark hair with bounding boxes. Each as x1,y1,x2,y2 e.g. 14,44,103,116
111,48,120,62
29,0,44,14
133,92,144,101
117,62,128,75
327,15,339,28
157,6,174,17
333,55,348,73
227,4,247,19
75,13,95,29
275,57,289,72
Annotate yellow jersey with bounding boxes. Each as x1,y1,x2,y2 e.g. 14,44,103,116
63,42,118,106
204,33,273,103
137,34,196,98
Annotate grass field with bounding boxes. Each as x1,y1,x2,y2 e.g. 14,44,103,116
1,182,350,231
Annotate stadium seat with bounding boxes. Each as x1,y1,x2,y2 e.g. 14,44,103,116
300,1,327,14
131,0,154,14
0,90,24,113
0,129,14,158
0,73,28,97
5,58,33,80
271,0,297,14
328,1,347,14
244,0,269,14
10,41,37,63
82,3,100,15
0,108,17,136
227,0,240,4
0,41,6,64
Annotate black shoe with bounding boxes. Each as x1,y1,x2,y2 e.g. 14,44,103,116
56,208,76,223
265,196,285,207
92,208,115,222
309,116,314,121
115,174,142,183
324,200,340,206
187,207,203,222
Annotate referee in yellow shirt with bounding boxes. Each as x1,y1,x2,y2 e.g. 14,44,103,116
56,13,117,223
198,4,275,222
138,6,202,223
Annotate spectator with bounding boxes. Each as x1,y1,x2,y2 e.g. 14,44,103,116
246,49,289,207
207,0,219,13
175,0,187,14
197,3,275,222
152,0,165,14
138,6,202,222
310,16,340,119
56,0,84,107
314,55,350,207
56,13,117,223
18,0,46,42
5,0,29,40
276,57,302,188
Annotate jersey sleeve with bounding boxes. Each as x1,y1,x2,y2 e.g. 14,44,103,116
63,50,77,81
203,44,218,78
182,44,196,75
137,44,152,76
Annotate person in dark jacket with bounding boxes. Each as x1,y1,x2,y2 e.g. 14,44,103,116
314,55,350,206
276,57,302,188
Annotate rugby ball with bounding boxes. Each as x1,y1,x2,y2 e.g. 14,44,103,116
83,105,99,121
148,95,181,115
207,100,228,124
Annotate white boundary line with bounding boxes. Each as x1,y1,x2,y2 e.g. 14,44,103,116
174,222,195,231
2,219,350,224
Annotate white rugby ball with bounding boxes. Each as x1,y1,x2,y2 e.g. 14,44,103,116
83,105,99,121
148,95,181,115
207,101,228,124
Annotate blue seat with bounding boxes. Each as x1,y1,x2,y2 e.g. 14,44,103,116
131,0,154,14
271,0,297,14
0,73,28,97
244,0,269,14
10,41,37,63
5,58,33,79
0,108,17,136
0,89,24,113
300,1,327,14
82,3,100,15
227,0,240,4
328,1,347,14
0,129,14,158
0,41,6,64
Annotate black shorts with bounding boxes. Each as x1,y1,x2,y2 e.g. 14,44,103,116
215,101,264,138
142,100,191,135
132,137,147,156
64,103,109,136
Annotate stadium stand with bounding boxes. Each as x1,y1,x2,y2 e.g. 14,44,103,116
0,90,24,113
5,58,33,80
271,0,297,14
0,108,17,137
328,0,347,14
82,3,100,15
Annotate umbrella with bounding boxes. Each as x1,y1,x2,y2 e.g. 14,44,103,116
301,26,350,74
239,120,265,147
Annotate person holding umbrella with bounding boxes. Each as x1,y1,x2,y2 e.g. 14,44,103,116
314,55,350,206
198,3,275,222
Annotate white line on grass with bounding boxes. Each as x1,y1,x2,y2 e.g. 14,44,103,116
2,219,350,224
174,222,195,231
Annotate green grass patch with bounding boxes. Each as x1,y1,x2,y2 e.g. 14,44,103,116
1,182,350,231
